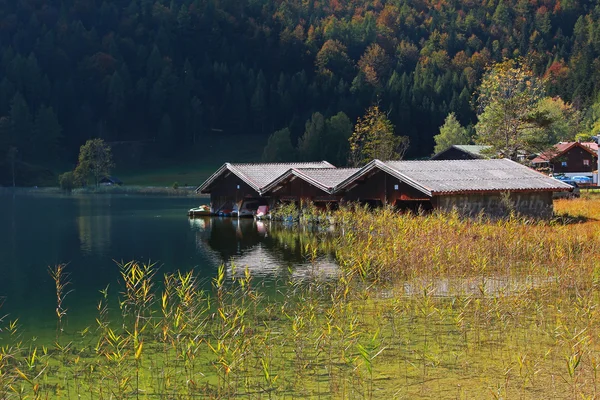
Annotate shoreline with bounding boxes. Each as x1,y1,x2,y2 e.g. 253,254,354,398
0,186,209,197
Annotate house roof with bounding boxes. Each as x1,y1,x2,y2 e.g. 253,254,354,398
196,161,336,193
431,145,492,160
335,159,572,196
262,168,361,194
532,142,599,164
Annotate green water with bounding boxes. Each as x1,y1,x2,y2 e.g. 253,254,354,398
0,189,335,341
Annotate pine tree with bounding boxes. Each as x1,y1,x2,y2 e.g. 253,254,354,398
32,105,63,163
298,112,325,161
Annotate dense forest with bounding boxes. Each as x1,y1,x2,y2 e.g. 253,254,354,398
2,0,600,184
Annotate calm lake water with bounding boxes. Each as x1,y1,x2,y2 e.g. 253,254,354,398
0,189,337,339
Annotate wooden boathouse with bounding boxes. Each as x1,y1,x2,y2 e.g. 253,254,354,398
196,161,335,212
196,159,573,218
335,159,572,218
261,167,360,209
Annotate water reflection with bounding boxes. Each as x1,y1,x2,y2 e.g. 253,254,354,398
189,217,340,280
77,197,112,255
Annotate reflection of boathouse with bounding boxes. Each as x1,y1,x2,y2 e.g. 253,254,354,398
197,159,573,218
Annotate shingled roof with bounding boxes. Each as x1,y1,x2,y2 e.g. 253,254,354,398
196,161,335,194
262,168,361,194
335,159,573,196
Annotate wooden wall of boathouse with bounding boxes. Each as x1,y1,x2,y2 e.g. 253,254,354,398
209,173,260,209
270,178,339,205
341,169,432,211
432,192,554,218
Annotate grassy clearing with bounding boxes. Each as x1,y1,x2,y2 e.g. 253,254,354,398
1,197,600,398
115,164,220,187
114,134,265,187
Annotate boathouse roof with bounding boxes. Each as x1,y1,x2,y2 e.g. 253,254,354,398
262,168,361,194
431,145,492,160
196,161,335,194
335,159,573,196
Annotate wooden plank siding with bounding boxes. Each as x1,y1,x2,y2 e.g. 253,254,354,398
209,173,261,209
433,192,554,218
340,169,431,210
271,178,339,203
550,146,597,174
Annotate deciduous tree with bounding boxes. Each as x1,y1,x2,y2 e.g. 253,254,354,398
475,59,547,159
74,139,114,188
262,128,295,162
349,105,409,166
433,113,470,154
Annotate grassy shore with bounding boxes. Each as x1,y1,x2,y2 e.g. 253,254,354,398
1,197,600,398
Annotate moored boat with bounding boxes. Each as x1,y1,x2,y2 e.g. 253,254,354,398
188,204,212,217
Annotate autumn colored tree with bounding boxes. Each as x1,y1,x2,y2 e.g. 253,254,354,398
74,139,114,188
357,43,391,88
3,0,600,177
315,40,353,79
433,113,471,154
349,105,409,166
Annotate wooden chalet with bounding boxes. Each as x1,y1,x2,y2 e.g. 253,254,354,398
196,159,572,218
531,142,598,177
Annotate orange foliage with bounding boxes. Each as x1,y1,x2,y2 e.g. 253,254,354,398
544,61,569,84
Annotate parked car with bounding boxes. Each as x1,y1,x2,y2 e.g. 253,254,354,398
570,176,593,184
553,179,580,199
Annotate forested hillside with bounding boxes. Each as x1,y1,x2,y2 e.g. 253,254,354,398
2,0,600,179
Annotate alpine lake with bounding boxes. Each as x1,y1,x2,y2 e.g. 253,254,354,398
0,189,338,339
1,188,600,399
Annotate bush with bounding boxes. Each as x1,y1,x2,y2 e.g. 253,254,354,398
172,181,179,189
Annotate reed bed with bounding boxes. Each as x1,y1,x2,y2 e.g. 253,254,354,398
1,197,600,398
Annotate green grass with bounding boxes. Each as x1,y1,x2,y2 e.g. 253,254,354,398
115,163,221,187
114,134,265,187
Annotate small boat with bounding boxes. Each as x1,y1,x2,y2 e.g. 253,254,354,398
218,204,239,217
254,205,269,220
188,205,212,217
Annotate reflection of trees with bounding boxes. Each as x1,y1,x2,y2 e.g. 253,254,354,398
77,197,111,255
206,218,263,260
196,218,340,280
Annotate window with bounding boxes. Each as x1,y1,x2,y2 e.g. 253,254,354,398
561,161,568,167
583,159,590,166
